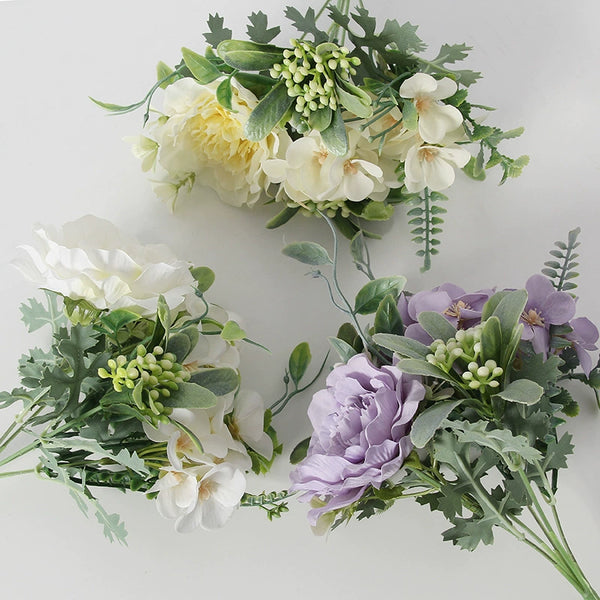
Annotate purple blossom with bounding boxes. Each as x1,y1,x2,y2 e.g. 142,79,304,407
289,354,424,525
398,283,495,344
520,275,576,356
566,317,599,376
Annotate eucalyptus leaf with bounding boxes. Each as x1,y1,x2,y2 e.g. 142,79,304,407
166,332,192,363
244,82,293,141
410,399,463,448
189,368,240,396
162,382,217,409
493,379,543,405
354,277,407,315
289,342,312,386
181,47,221,83
308,106,333,132
372,334,429,359
282,241,332,265
417,311,457,342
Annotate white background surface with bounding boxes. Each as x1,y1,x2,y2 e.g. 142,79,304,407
1,1,599,598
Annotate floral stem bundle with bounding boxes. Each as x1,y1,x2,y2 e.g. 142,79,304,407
0,216,284,542
94,1,527,271
285,224,599,598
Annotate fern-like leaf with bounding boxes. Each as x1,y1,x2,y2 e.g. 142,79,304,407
542,227,581,292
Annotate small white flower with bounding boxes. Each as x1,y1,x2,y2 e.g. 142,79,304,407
399,73,464,144
404,143,470,193
229,390,273,460
150,463,246,532
13,216,195,315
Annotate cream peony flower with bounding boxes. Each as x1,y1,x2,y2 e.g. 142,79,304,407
13,215,195,315
138,77,288,208
399,73,464,144
404,143,470,193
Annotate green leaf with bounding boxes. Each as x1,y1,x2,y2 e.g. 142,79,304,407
190,266,215,293
328,337,358,363
244,81,293,141
216,77,234,110
221,320,246,341
512,353,562,389
543,432,574,471
480,316,502,363
410,399,463,448
289,342,312,386
89,96,146,114
181,47,221,84
354,276,407,315
203,13,232,47
156,61,177,89
350,231,368,267
246,11,281,43
157,295,171,338
395,358,459,385
337,322,363,353
481,291,510,321
282,241,332,265
217,39,283,71
265,206,300,229
401,99,418,130
463,155,486,181
290,437,311,464
233,72,276,98
308,106,333,132
336,82,373,118
360,201,394,221
189,367,240,396
99,309,140,336
20,291,67,333
417,311,457,342
284,6,328,44
493,379,544,405
166,332,193,363
320,107,348,156
372,334,430,359
374,295,404,336
491,289,527,346
161,382,217,409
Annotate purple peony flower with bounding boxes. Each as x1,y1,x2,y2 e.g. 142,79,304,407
398,283,495,344
566,317,599,376
520,275,576,356
289,354,424,525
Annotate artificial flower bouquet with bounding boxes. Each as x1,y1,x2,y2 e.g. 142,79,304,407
0,216,286,543
95,1,527,270
285,225,599,598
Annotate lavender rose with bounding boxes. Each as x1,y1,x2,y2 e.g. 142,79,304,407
290,354,424,525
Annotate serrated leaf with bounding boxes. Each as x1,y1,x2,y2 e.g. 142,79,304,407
354,277,407,315
282,241,332,265
20,291,67,333
181,47,221,84
246,11,281,43
289,342,311,386
244,81,293,141
543,432,574,470
410,400,463,448
328,337,358,362
203,13,232,47
493,379,543,405
284,6,328,44
512,353,562,389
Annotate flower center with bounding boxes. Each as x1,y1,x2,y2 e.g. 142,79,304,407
228,419,241,440
414,95,433,114
315,147,329,165
198,479,216,501
444,300,472,329
176,433,194,454
417,147,439,162
343,160,359,175
522,309,545,327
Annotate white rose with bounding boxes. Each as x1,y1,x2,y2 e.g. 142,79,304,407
138,77,289,208
13,215,195,315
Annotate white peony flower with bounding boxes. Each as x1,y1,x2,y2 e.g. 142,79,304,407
137,77,289,208
149,463,246,532
229,390,273,460
399,73,464,144
404,143,470,193
13,215,195,315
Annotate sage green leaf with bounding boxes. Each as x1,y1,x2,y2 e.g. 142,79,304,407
156,61,178,89
481,290,510,321
221,320,246,341
20,290,67,333
328,336,358,362
99,309,140,335
289,342,312,386
190,367,240,396
337,322,363,353
157,295,171,337
290,437,311,464
401,99,418,130
410,399,463,448
282,241,332,265
233,72,276,98
396,358,458,385
463,155,486,181
265,206,300,229
217,39,283,71
321,107,348,156
417,311,457,342
480,316,501,363
216,77,234,110
308,106,333,131
374,295,404,336
354,276,407,315
491,289,527,346
350,231,368,266
181,47,221,83
89,96,146,114
360,201,395,221
244,81,293,141
493,379,543,405
336,82,373,118
161,382,217,409
372,334,429,359
190,266,215,293
166,332,192,363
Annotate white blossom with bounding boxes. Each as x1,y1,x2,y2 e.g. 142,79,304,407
404,143,470,193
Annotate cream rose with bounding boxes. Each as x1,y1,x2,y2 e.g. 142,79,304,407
13,215,195,315
138,77,288,208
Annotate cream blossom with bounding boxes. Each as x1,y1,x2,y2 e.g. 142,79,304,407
229,390,273,460
137,77,289,208
149,463,246,532
404,143,470,193
399,73,464,144
12,215,195,315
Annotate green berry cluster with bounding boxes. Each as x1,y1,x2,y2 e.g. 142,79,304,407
427,326,504,392
99,345,190,421
270,39,361,119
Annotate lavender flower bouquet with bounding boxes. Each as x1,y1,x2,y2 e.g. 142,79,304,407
285,225,599,598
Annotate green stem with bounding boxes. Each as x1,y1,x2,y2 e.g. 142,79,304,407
0,468,36,479
0,406,44,453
